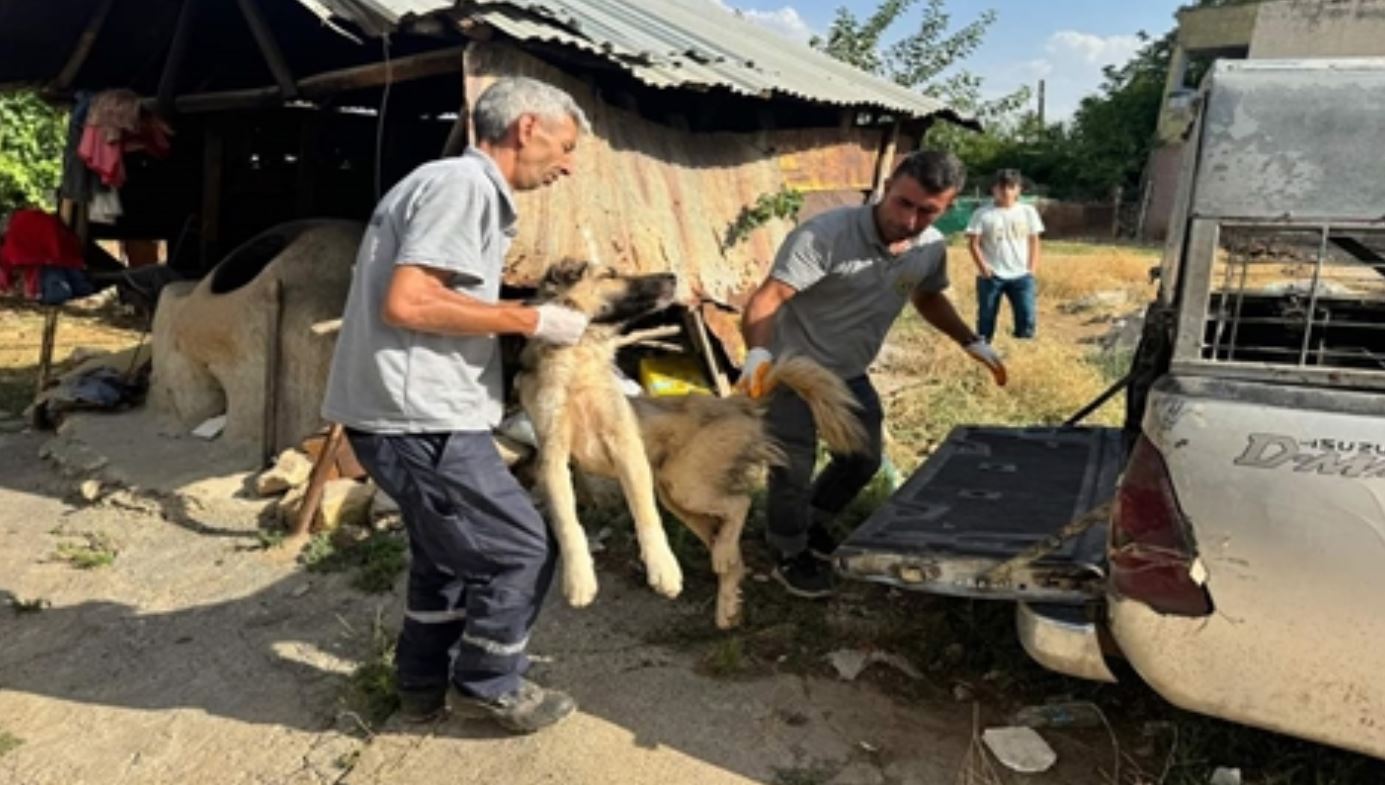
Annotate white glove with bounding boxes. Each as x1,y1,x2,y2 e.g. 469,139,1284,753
964,340,1008,386
532,304,590,346
737,347,774,398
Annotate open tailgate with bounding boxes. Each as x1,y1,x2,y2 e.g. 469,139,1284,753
836,426,1123,603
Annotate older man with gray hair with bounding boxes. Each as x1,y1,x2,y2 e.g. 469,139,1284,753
322,77,590,734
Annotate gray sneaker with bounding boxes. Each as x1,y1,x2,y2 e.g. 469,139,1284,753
450,679,576,734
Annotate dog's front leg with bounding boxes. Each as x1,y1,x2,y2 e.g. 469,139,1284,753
611,423,683,599
537,427,599,608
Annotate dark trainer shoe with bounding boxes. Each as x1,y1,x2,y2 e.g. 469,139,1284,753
807,524,839,561
451,679,577,734
397,685,448,723
772,552,835,599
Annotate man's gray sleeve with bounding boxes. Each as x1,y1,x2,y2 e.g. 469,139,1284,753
395,173,491,284
769,226,829,291
916,241,950,294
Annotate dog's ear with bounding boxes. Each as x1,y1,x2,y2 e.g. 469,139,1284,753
541,259,590,289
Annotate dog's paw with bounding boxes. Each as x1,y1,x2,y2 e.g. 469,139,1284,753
563,562,599,608
643,548,683,599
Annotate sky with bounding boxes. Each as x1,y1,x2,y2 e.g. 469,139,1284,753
709,0,1186,120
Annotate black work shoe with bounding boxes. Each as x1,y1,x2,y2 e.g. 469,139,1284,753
397,685,448,723
772,552,835,599
807,524,839,561
451,679,577,734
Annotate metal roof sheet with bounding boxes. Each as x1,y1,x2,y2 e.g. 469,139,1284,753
294,0,972,123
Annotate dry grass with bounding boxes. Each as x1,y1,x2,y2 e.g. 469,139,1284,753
0,295,146,415
876,243,1159,472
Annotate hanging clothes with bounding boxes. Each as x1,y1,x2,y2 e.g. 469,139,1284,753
77,89,173,190
0,209,86,301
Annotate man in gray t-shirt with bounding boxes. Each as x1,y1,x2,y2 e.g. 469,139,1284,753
739,151,1009,599
321,77,590,734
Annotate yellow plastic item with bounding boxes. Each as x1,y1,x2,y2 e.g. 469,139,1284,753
638,354,713,397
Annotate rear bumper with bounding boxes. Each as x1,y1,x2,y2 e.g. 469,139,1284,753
1016,602,1117,683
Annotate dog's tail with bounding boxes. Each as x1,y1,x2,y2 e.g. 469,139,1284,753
759,356,869,455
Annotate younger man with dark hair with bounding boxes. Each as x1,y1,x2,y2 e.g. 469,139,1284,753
966,169,1045,341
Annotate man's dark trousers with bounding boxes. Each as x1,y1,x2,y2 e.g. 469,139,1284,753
346,429,556,701
764,375,884,557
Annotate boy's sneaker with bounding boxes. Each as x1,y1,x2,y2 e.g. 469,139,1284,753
397,685,448,723
450,678,577,734
807,524,839,561
772,551,835,599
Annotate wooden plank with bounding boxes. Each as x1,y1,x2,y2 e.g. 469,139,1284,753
158,0,200,115
51,0,116,91
173,86,281,114
236,0,297,98
262,278,282,466
200,123,224,268
440,51,471,157
686,307,731,397
34,308,60,399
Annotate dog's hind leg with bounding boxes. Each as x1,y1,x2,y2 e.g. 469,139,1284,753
659,492,747,630
536,427,599,608
610,425,683,600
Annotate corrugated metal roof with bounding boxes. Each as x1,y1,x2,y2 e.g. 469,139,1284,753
293,0,973,124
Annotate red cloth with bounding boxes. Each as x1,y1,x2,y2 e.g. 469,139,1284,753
0,209,85,298
78,125,125,187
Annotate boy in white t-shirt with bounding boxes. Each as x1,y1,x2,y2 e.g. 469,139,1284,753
965,169,1045,341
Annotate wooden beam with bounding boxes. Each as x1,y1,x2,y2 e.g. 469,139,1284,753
869,118,902,201
236,0,297,98
158,0,200,116
50,0,116,91
262,278,282,466
297,45,465,98
173,86,281,114
440,50,471,157
686,307,731,398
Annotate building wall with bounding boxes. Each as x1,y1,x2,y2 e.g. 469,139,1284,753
1250,0,1385,58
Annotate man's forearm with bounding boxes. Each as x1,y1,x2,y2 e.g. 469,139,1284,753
912,290,979,347
968,236,990,274
387,289,538,337
1028,236,1041,272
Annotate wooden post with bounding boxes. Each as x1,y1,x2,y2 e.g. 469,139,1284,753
685,307,731,397
50,0,116,92
1111,185,1124,239
870,118,902,202
200,123,223,268
285,423,345,542
261,279,282,466
34,308,60,399
236,0,297,99
158,0,200,116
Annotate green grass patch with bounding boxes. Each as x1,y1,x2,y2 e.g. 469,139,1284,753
8,596,49,615
53,532,117,569
0,730,22,758
301,530,408,594
343,616,399,730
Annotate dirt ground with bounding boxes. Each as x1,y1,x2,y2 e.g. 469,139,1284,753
3,242,1383,785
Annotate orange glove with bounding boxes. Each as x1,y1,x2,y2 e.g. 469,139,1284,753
737,347,774,398
965,340,1008,386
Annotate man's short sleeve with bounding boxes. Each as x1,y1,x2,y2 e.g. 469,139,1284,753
915,239,950,294
965,206,986,235
1026,204,1046,234
395,173,491,284
770,226,829,291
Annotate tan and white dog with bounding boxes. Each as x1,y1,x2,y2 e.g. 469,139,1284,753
517,260,867,628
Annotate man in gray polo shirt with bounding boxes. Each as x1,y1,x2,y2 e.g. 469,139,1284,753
739,151,1007,598
322,77,590,733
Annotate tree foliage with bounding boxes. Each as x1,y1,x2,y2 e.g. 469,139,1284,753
811,0,1030,126
0,91,66,216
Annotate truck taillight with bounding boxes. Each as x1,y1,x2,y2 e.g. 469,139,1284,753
1109,436,1213,617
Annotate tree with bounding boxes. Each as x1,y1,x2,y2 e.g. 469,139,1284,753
811,0,1030,129
0,91,66,217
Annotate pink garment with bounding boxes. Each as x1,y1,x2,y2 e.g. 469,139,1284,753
78,124,125,187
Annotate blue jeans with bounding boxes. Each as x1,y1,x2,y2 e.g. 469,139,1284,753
977,274,1037,341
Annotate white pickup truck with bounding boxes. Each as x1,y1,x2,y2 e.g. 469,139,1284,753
837,59,1385,760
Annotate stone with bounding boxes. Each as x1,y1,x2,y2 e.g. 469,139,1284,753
255,449,313,496
981,727,1057,774
315,479,373,532
78,479,104,502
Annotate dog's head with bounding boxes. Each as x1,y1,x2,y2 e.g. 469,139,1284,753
537,259,678,324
